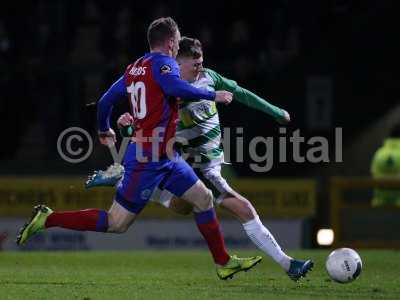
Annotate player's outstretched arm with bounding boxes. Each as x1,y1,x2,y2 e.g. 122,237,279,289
234,86,290,125
206,68,290,124
159,73,216,100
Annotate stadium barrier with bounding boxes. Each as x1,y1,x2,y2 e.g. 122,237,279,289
0,177,315,251
330,177,400,248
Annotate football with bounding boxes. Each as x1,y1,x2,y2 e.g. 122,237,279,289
326,248,362,283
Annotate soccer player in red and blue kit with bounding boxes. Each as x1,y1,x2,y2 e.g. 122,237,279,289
16,17,261,280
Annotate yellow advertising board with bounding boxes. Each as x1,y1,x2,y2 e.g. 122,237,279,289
228,179,316,218
0,176,113,217
0,177,316,218
330,177,400,248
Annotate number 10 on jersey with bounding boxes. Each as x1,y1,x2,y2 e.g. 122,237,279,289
127,81,147,119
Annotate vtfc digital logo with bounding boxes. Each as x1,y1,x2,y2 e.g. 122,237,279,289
56,126,344,172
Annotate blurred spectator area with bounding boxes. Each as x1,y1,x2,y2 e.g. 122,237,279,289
0,0,398,175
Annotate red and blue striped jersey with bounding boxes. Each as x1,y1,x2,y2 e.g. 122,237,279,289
97,52,216,158
124,53,179,157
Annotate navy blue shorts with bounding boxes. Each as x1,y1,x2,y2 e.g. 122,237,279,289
115,143,198,214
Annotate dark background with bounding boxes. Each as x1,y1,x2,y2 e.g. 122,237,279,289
0,0,398,176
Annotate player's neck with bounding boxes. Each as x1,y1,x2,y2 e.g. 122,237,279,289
150,47,171,57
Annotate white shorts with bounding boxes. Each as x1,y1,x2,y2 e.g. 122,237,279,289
150,163,233,208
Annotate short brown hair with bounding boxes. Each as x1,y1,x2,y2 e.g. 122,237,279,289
177,37,203,59
147,17,179,49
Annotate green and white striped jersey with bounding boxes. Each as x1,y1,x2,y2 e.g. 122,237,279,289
176,68,285,168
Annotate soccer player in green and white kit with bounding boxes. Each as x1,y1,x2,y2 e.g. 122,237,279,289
88,37,313,281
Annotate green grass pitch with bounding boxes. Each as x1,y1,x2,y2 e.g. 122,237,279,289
0,250,399,299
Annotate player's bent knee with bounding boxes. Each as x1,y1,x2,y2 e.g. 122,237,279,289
240,201,256,221
197,187,213,212
182,181,214,212
107,203,136,233
222,194,256,222
107,212,132,233
170,197,193,215
107,220,130,233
